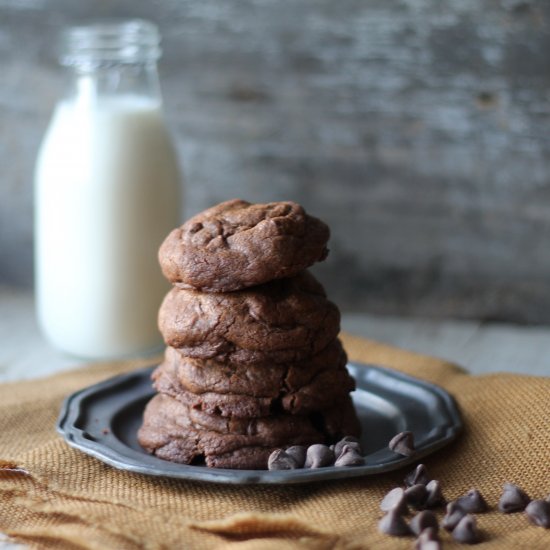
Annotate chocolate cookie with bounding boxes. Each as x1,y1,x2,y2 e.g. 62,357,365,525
153,346,355,417
157,339,347,396
138,393,360,469
158,199,330,292
158,271,340,364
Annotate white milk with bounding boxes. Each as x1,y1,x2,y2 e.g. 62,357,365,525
35,96,180,358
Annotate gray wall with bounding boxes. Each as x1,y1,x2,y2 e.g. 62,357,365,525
1,0,550,322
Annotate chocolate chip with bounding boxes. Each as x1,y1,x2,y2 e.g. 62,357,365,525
456,489,488,513
267,449,298,470
525,500,550,528
498,482,531,513
378,509,411,536
452,514,480,544
333,436,362,457
285,445,306,468
304,444,335,468
417,526,440,542
380,487,409,515
414,527,441,550
410,510,439,536
405,483,428,509
334,445,364,467
415,540,441,550
389,431,416,457
425,480,446,508
418,526,440,541
442,501,466,531
405,464,430,487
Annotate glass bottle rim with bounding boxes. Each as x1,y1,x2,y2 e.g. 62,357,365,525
60,19,161,66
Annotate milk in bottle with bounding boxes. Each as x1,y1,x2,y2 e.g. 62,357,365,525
35,20,181,358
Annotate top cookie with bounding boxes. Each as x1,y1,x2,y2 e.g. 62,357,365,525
158,199,330,292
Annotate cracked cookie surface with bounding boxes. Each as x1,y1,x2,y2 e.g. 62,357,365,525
158,199,330,292
158,271,340,364
153,342,355,417
157,340,347,396
138,393,360,469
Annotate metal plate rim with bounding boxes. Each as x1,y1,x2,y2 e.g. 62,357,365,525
57,362,463,485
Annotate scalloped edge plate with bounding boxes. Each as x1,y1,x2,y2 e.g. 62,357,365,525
57,363,462,484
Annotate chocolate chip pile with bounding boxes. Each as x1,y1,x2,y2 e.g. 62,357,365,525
137,200,361,469
379,463,550,547
268,436,365,470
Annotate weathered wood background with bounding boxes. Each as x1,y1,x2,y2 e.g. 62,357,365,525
1,0,550,322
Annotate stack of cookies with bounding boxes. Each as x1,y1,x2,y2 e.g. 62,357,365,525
138,199,360,469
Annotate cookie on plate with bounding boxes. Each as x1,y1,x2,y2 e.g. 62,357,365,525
153,347,355,418
137,393,360,469
158,199,330,292
156,340,347,398
158,271,340,365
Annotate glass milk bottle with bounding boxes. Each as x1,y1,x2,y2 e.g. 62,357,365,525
35,20,181,358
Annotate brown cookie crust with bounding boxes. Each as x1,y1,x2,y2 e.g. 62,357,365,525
138,393,360,469
157,340,347,396
158,199,330,292
158,271,340,364
153,343,355,418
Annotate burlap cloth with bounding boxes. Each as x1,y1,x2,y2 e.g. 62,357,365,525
0,334,549,549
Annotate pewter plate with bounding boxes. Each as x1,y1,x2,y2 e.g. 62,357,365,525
57,363,462,484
